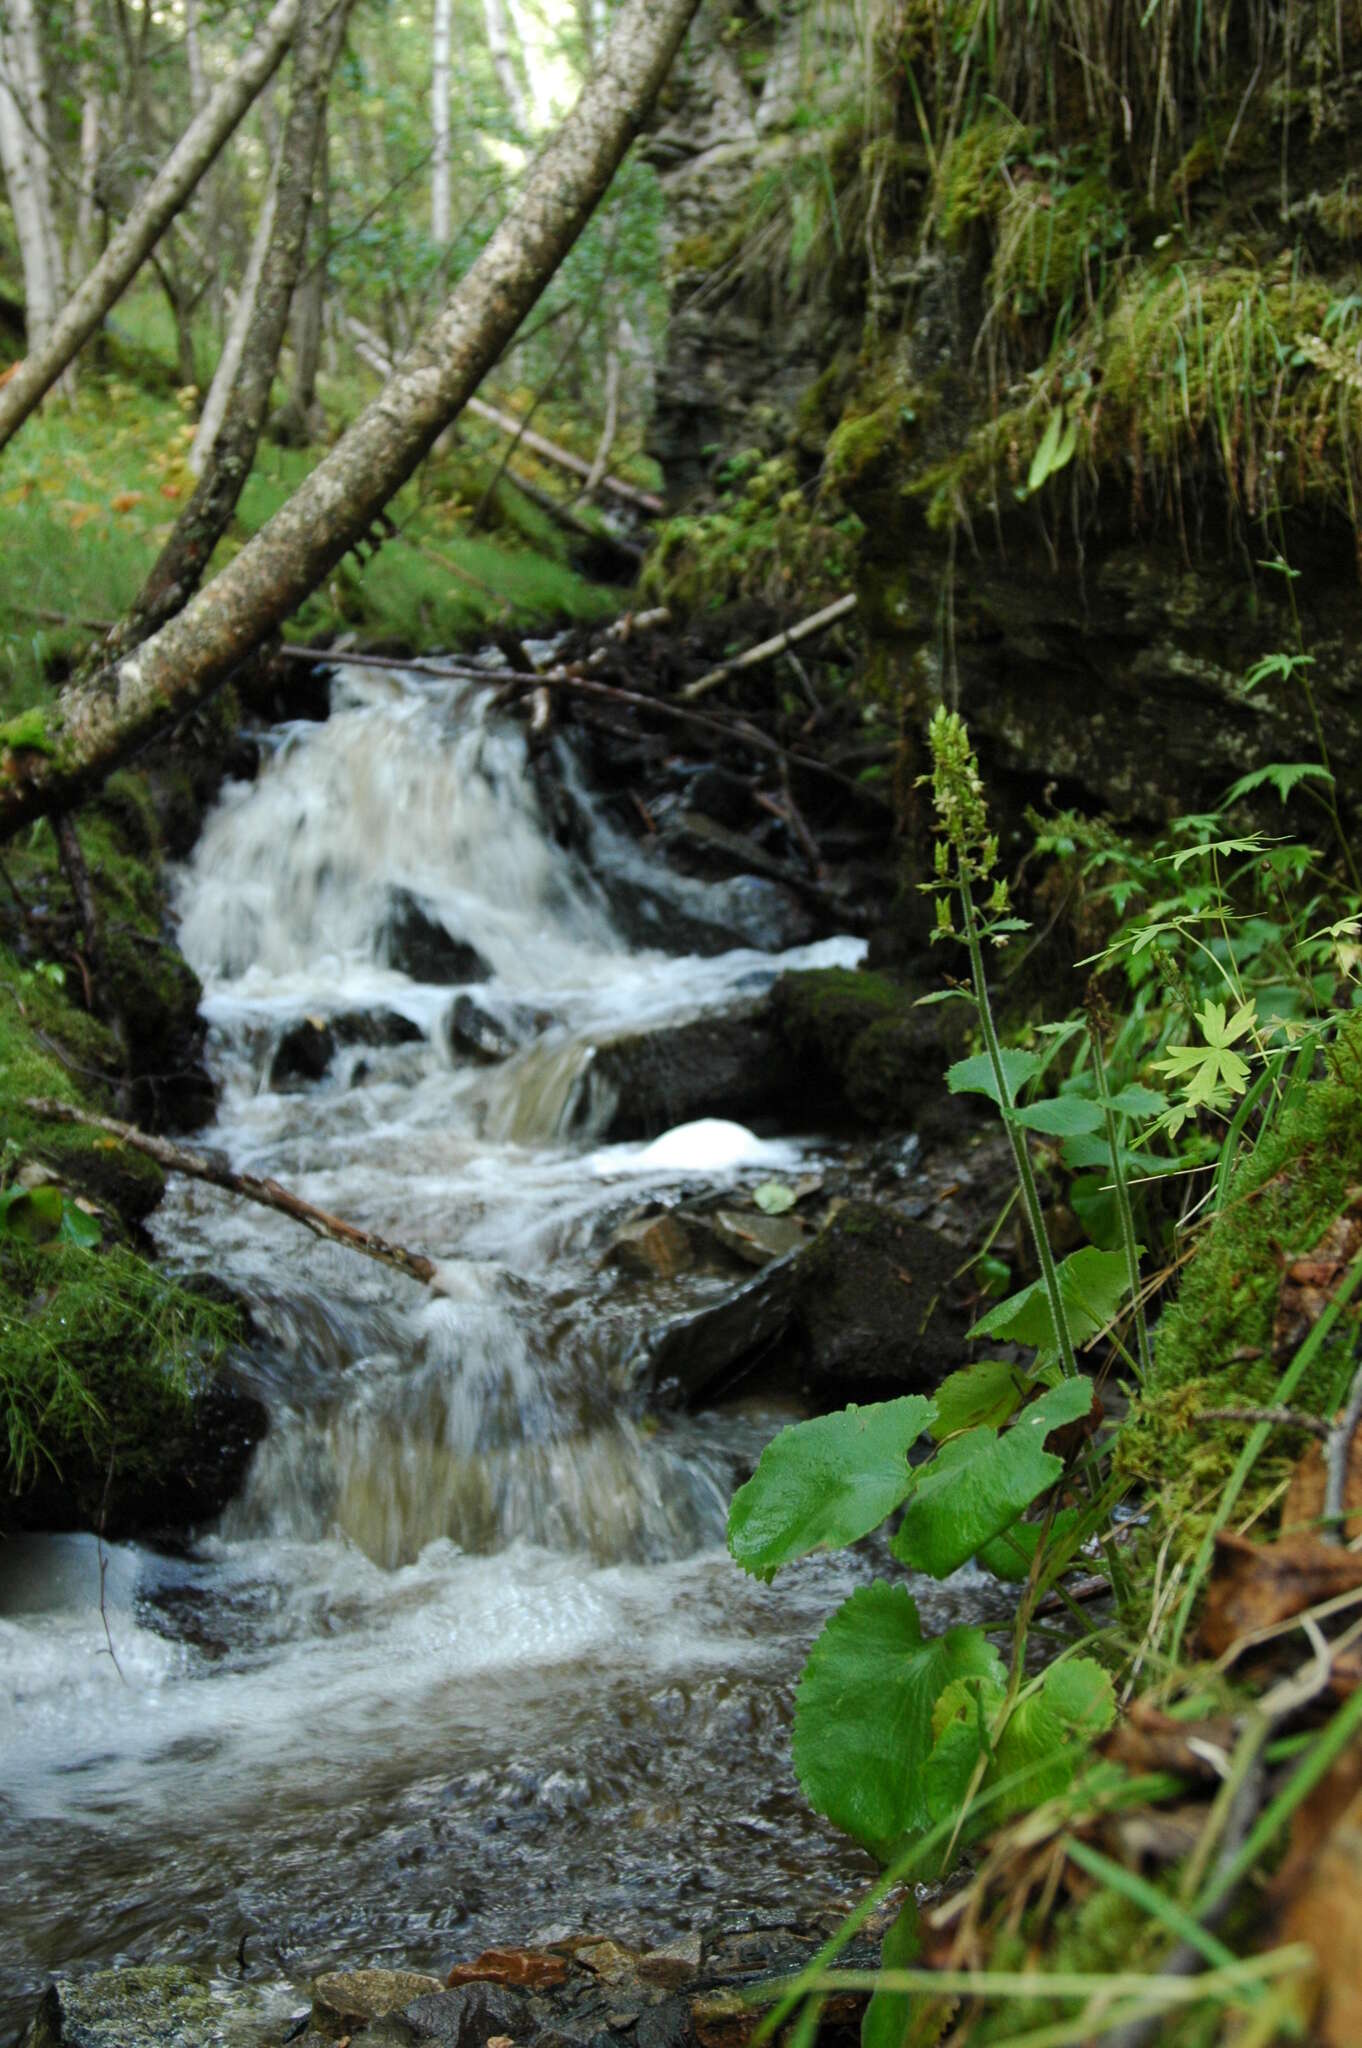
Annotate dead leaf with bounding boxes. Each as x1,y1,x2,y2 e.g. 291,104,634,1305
110,489,145,513
1282,1428,1362,1542
1276,1775,1362,2044
1101,1700,1236,1783
1273,1193,1362,1357
445,1948,569,1991
1200,1530,1362,1662
159,482,182,500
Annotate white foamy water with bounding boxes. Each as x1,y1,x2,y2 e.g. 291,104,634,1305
0,665,996,2031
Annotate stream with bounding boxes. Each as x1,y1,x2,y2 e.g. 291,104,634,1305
0,663,1007,2038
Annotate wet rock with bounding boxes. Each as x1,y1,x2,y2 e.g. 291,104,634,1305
270,1016,336,1088
383,889,491,985
333,1008,425,1048
313,1968,445,2039
651,1199,968,1405
771,967,971,1136
21,1964,266,2048
606,1212,696,1280
708,1209,806,1266
404,1982,532,2048
684,767,752,829
591,1003,795,1141
637,1937,705,1990
447,994,550,1065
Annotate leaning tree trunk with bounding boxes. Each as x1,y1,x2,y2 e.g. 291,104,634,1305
0,0,703,839
114,0,356,654
0,0,302,453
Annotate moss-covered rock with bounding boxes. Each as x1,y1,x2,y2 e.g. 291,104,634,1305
771,967,969,1133
1118,1031,1362,1527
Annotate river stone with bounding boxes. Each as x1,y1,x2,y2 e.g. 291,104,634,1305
402,1982,531,2047
313,1969,445,2039
21,1964,264,2048
606,1212,695,1279
589,1002,795,1141
383,889,491,985
333,1007,425,1048
709,1209,805,1265
447,993,549,1064
269,1016,336,1088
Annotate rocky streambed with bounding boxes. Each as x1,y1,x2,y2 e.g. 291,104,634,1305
2,651,1015,2045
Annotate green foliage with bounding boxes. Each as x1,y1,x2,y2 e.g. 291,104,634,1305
728,1396,935,1580
641,452,863,617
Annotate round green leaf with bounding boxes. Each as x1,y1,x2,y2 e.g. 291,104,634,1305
728,1397,935,1580
792,1582,1003,1856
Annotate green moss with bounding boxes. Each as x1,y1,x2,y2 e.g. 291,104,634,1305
641,453,863,617
0,706,54,754
935,114,1035,242
824,399,911,495
1118,1031,1362,1526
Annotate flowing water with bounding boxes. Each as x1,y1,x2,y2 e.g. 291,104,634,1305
0,665,1007,2037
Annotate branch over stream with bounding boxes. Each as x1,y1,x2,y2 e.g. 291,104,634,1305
25,1097,438,1286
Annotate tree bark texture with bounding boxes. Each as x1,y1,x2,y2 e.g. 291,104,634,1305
188,132,284,476
432,0,452,243
0,0,64,353
483,0,529,133
0,0,703,839
72,0,102,281
121,0,353,654
0,0,303,453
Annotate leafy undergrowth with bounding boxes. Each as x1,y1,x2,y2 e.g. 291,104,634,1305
0,290,626,711
729,713,1362,2047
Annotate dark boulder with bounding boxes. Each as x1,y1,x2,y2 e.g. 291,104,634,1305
447,993,551,1064
383,889,491,984
590,1001,795,1139
771,967,971,1137
269,1016,336,1088
334,1007,425,1047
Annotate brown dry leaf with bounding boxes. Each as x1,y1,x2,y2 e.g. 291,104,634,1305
1276,1777,1362,2045
1101,1700,1236,1783
109,489,145,513
1199,1530,1362,1661
1281,1430,1362,1541
445,1947,569,1991
1272,1193,1362,1357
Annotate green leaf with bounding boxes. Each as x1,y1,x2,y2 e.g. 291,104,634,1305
923,1657,1115,1834
792,1582,1003,1855
1223,761,1334,806
891,1418,1065,1578
861,1899,922,2048
727,1397,936,1580
59,1201,101,1249
0,1183,64,1244
968,1247,1134,1352
945,1047,1040,1108
975,1506,1084,1580
931,1360,1029,1437
1105,1083,1166,1117
753,1180,797,1215
1012,1095,1105,1137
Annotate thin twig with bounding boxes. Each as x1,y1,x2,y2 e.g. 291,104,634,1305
24,1097,438,1287
1200,1405,1331,1441
1324,1355,1362,1534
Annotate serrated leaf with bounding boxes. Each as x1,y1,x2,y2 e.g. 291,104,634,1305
1105,1083,1167,1117
1223,761,1333,806
727,1397,936,1579
931,1360,1029,1438
923,1656,1115,1834
1012,1095,1105,1137
968,1247,1134,1352
890,1419,1065,1578
753,1180,797,1215
945,1048,1040,1108
792,1583,1002,1855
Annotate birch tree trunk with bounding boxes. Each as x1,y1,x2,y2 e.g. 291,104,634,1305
432,0,452,243
72,0,102,281
483,0,529,134
0,0,303,453
0,0,64,355
189,139,283,474
0,0,704,839
118,0,356,647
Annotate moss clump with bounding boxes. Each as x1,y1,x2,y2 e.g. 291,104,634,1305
772,968,967,1130
823,398,912,496
0,1236,237,1518
1118,1031,1362,1523
641,452,863,617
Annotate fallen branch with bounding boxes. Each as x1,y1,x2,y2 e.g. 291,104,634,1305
1324,1356,1362,1534
680,592,859,701
25,1096,437,1287
465,395,663,515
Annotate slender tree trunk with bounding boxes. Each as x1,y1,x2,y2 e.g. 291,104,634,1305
0,0,704,839
0,0,303,453
189,139,284,475
483,0,529,133
115,0,356,652
432,0,452,243
273,116,329,441
0,0,64,355
72,0,102,281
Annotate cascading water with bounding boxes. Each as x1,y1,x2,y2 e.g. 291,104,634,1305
0,665,1002,2036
